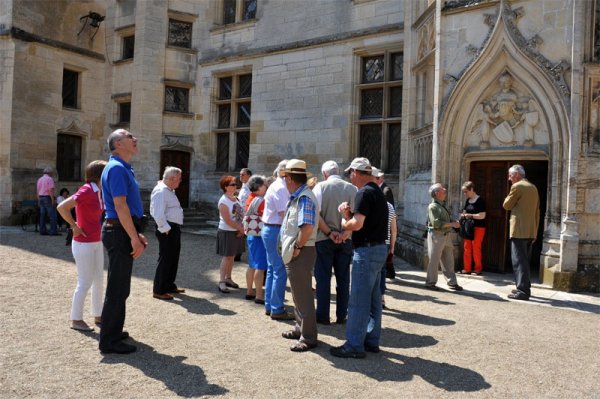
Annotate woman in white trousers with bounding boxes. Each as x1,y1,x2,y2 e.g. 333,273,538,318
57,160,107,331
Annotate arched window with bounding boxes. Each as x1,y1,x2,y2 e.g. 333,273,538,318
56,134,82,181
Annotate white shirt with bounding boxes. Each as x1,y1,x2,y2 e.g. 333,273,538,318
262,176,289,225
239,183,250,207
150,181,184,233
218,194,244,231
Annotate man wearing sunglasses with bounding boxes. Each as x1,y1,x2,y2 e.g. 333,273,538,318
99,129,148,354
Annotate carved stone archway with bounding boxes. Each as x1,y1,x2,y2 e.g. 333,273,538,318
436,1,574,281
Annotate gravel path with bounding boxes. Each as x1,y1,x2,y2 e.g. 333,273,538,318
1,227,598,398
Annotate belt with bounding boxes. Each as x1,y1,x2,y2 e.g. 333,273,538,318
105,217,142,226
353,241,385,249
263,223,281,227
38,195,50,197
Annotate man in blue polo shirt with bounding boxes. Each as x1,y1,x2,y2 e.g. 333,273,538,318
99,129,148,355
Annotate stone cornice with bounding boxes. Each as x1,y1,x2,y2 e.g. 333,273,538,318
199,23,403,65
8,27,105,61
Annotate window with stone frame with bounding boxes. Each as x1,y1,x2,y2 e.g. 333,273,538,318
56,134,82,181
122,35,135,60
168,19,192,48
222,0,257,25
164,86,190,113
62,69,80,109
356,51,402,172
119,101,131,124
214,72,252,171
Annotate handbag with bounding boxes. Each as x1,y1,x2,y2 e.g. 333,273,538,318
459,217,475,240
243,197,264,236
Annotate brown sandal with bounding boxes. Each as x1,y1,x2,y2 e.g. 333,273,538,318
290,340,317,352
281,330,301,340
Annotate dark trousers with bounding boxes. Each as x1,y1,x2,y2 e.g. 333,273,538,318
510,238,533,297
153,223,181,294
99,224,134,350
314,239,352,322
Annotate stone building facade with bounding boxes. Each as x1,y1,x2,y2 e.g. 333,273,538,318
0,0,597,291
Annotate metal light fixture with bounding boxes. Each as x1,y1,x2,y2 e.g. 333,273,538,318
78,11,105,40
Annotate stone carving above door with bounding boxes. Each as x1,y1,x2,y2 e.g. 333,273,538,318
470,72,543,149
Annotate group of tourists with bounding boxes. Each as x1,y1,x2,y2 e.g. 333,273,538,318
54,127,539,356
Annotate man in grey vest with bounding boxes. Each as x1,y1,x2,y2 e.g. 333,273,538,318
279,159,319,352
312,160,357,325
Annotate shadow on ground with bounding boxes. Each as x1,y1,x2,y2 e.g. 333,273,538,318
101,340,228,397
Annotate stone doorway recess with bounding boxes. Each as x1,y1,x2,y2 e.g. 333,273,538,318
160,150,191,208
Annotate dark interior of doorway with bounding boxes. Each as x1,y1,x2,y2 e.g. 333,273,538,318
469,160,547,280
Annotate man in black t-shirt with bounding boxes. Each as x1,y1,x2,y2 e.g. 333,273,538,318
330,157,388,359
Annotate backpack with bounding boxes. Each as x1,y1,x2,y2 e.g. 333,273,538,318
243,196,264,236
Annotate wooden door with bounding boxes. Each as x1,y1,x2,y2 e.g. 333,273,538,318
469,160,547,275
160,150,191,208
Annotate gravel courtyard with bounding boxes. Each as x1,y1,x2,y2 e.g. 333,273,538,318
0,227,598,398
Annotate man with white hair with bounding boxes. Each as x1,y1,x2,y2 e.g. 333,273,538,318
262,159,294,320
503,164,539,301
37,166,59,235
312,160,357,325
425,183,462,292
150,166,185,301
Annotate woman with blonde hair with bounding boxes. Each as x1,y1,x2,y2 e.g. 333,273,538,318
57,160,107,331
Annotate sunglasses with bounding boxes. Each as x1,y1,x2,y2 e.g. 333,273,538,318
227,183,237,187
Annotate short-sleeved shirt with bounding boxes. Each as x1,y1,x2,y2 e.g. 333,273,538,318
262,177,289,225
288,183,316,227
463,196,486,228
218,194,244,231
37,174,55,196
72,182,103,243
352,182,388,245
101,155,144,219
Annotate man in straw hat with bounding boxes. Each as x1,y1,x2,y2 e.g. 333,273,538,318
279,159,320,352
330,157,388,359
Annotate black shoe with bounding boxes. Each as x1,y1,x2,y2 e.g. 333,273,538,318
49,233,62,236
448,284,463,291
271,311,295,321
330,345,366,359
507,292,529,301
265,310,271,316
316,319,331,325
364,344,380,353
234,254,241,262
254,298,265,305
425,284,440,291
335,318,347,325
100,342,136,354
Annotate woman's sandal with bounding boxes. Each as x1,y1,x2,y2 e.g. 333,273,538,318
225,279,240,289
281,330,301,340
218,282,230,294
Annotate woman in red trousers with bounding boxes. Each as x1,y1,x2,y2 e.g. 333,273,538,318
460,181,486,275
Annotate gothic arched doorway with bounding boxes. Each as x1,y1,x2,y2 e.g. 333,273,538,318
469,160,547,277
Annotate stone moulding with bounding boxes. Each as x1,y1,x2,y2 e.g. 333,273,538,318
8,27,105,61
441,0,572,118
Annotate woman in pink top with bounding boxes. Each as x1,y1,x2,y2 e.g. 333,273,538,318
57,160,107,332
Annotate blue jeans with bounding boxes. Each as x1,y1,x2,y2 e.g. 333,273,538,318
38,196,57,234
262,225,287,314
314,239,353,322
344,244,387,352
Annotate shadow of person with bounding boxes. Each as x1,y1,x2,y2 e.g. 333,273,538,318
165,294,236,316
382,306,456,326
101,340,228,397
321,349,491,392
385,286,455,305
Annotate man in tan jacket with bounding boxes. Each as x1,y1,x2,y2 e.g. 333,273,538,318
503,164,540,301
